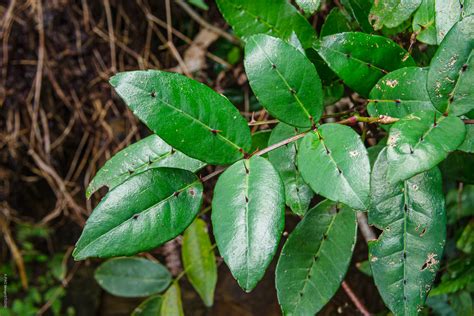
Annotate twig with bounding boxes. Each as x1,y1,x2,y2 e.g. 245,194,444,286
357,212,377,242
255,130,309,157
0,213,28,289
341,281,373,316
103,0,117,72
174,0,239,44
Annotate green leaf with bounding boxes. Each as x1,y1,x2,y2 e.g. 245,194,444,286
457,220,474,254
187,0,208,10
369,0,422,30
244,34,323,127
268,123,314,216
459,125,474,152
94,257,171,297
341,0,374,33
451,291,473,316
211,155,285,292
435,0,463,44
386,110,466,183
321,8,353,37
160,283,184,316
314,32,416,97
449,51,474,116
73,168,203,260
413,0,437,45
250,130,271,154
369,148,446,315
430,256,474,296
298,123,370,210
275,200,357,315
86,135,205,198
215,0,316,49
182,218,217,307
323,81,345,106
356,260,373,277
427,15,474,115
110,70,251,165
132,295,162,316
367,67,436,124
295,0,321,15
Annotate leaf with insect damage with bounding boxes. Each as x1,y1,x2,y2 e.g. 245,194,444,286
86,135,205,198
369,148,446,315
297,123,370,210
369,0,422,30
385,110,466,183
314,32,415,97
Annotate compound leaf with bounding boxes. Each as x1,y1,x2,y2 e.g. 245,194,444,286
298,123,370,210
367,67,436,123
370,0,422,30
86,135,205,198
276,200,357,315
110,70,251,165
211,155,285,292
427,15,474,115
182,218,217,307
314,32,415,97
215,0,316,49
369,148,446,315
74,168,203,260
94,257,171,297
161,283,184,316
386,110,466,183
245,34,323,128
268,123,314,216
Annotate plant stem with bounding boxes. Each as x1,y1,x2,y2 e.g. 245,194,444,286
341,281,373,316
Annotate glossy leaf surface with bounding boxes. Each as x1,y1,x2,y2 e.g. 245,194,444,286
386,110,466,183
132,295,162,316
268,123,313,216
369,0,422,30
296,0,321,15
369,148,446,315
212,155,285,292
413,0,436,45
320,8,353,37
74,168,203,260
86,135,205,198
110,70,251,165
215,0,316,49
459,125,474,153
435,0,463,44
276,200,357,315
182,219,217,307
341,0,373,33
298,123,370,210
449,51,474,116
94,257,171,297
367,67,436,122
314,32,415,97
161,283,184,316
245,35,323,127
427,15,474,114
